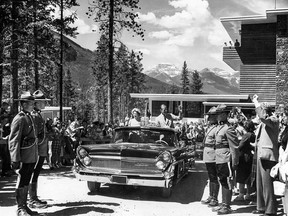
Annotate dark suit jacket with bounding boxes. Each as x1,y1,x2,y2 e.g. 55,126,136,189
255,107,279,162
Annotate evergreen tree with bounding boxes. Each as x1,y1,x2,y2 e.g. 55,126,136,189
127,50,145,112
0,0,78,115
181,61,189,94
169,83,179,94
90,35,109,122
190,70,203,94
87,0,145,123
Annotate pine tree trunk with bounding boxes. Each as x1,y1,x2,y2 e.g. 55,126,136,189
11,0,19,115
107,0,114,124
33,0,39,90
0,20,3,105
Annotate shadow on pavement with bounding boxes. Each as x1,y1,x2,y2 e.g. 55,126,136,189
52,201,119,207
45,206,114,216
0,175,17,207
86,162,208,204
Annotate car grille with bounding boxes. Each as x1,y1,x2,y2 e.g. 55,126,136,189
90,155,159,174
91,156,121,169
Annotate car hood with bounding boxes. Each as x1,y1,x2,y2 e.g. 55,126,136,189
80,142,177,158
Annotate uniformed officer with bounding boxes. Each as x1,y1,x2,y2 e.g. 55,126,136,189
212,104,239,215
9,91,39,216
29,90,50,209
201,106,220,207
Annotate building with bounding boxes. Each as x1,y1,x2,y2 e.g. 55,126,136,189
130,93,253,122
42,106,72,122
221,8,288,105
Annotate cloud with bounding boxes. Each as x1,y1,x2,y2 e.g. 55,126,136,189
134,48,151,55
231,0,288,14
149,30,173,39
138,0,221,47
138,12,157,23
207,20,231,46
51,5,98,34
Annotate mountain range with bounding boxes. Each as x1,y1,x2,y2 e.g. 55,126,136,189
63,36,239,95
144,64,240,94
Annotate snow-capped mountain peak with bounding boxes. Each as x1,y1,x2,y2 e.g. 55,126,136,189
144,63,181,77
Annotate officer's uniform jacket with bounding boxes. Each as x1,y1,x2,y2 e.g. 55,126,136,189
155,113,180,128
215,122,239,166
203,124,217,163
255,107,279,162
32,110,47,157
9,111,38,163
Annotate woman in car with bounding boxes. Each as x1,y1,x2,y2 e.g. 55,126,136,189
128,108,141,126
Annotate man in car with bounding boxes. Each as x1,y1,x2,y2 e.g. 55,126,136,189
155,104,182,128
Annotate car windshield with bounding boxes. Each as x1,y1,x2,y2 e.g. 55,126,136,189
113,128,177,147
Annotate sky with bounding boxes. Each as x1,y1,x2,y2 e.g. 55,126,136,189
66,0,288,72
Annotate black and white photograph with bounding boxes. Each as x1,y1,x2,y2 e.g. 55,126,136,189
1,0,288,215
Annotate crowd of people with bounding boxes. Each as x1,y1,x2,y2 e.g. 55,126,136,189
1,91,288,216
125,98,288,215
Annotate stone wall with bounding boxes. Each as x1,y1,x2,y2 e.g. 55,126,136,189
276,15,288,105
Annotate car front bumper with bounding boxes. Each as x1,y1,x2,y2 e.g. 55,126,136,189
73,169,168,188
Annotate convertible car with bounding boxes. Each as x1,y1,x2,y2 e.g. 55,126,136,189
73,126,195,198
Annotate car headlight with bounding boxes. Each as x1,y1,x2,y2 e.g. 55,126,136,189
77,147,92,166
156,161,165,170
78,148,88,159
155,151,172,171
162,151,172,163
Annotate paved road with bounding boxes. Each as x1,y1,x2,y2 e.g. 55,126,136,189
0,161,284,216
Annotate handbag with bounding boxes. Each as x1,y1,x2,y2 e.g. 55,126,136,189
273,180,286,196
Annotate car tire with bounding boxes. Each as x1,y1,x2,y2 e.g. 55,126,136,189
162,187,172,198
87,181,101,193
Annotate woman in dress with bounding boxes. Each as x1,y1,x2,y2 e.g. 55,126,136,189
128,108,141,126
234,120,255,202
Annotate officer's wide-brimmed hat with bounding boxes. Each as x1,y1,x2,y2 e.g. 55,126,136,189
215,104,230,113
33,90,51,101
204,106,217,115
131,108,141,115
14,91,35,101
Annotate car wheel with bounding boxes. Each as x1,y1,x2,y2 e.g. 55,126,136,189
162,187,172,198
87,181,101,193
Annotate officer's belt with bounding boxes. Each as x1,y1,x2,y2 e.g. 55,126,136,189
204,143,215,148
215,143,229,149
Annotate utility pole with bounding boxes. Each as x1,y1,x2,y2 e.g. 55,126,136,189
59,0,63,122
108,0,114,123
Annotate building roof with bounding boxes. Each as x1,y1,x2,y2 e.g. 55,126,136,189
130,93,250,102
221,8,288,42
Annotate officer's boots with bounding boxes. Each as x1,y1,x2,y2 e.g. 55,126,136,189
201,182,213,204
217,187,232,215
16,187,38,216
208,183,219,207
28,182,47,209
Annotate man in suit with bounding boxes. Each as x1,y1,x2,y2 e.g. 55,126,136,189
201,106,219,207
155,104,182,128
252,94,279,216
9,92,39,216
29,90,50,209
212,104,239,215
